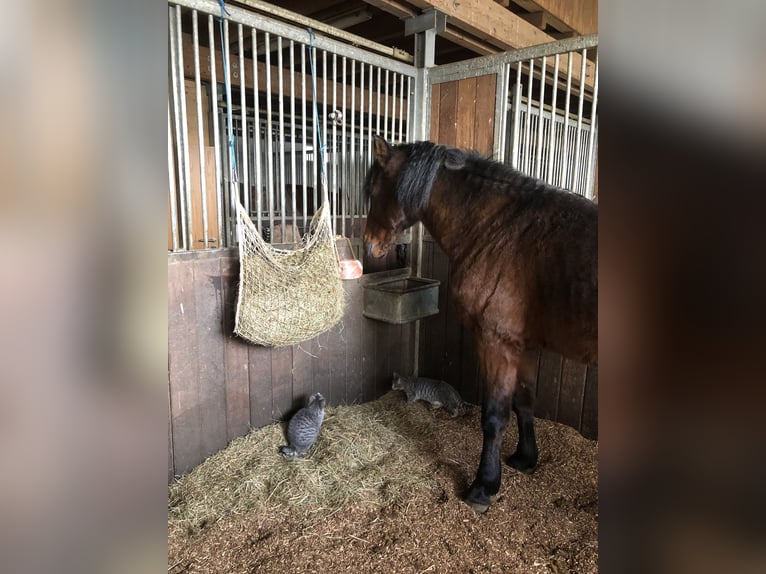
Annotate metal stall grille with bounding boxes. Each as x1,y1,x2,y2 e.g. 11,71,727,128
167,0,417,253
428,35,598,200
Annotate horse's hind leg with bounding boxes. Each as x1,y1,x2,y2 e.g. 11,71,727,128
507,383,538,473
464,340,517,514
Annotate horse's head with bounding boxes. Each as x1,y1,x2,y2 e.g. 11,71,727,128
363,135,412,258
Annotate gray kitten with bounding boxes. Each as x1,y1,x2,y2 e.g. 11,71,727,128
279,393,326,458
392,372,474,417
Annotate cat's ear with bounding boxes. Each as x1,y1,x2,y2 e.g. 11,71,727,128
392,372,399,379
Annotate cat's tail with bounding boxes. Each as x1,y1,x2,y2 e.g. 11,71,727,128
461,401,478,415
278,445,301,458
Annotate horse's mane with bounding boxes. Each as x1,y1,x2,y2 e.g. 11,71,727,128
394,141,559,217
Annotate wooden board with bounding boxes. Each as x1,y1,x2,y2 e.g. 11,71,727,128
343,280,364,404
557,358,588,431
436,80,459,146
455,76,477,148
248,344,273,429
473,74,497,155
580,366,598,439
534,348,562,421
271,345,293,420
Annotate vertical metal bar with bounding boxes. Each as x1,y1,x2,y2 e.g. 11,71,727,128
223,19,235,245
523,58,534,175
510,63,522,169
278,36,286,230
192,11,209,249
167,101,179,252
389,72,396,143
252,28,262,233
376,66,381,136
301,43,308,228
494,62,510,163
341,55,347,238
290,40,297,239
322,50,328,206
572,48,588,195
534,56,546,179
585,53,599,200
168,6,188,250
383,69,390,140
178,6,194,249
331,52,338,235
367,65,373,214
208,15,223,246
265,32,274,237
545,54,560,184
358,62,365,222
237,24,249,217
350,59,356,239
311,45,318,216
560,52,573,188
398,73,405,142
406,75,412,142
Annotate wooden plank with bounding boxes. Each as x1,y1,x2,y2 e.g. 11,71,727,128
271,345,293,420
344,279,364,404
455,77,477,149
442,26,497,57
328,320,348,406
557,358,588,431
429,82,441,142
580,366,598,439
292,337,314,409
535,348,562,422
363,0,417,19
168,381,175,483
221,256,251,441
436,80,458,146
312,330,332,404
520,11,548,30
511,0,597,35
193,257,228,459
248,344,273,428
168,260,202,475
360,315,377,402
473,74,497,155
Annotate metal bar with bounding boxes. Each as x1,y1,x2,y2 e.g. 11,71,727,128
350,59,357,238
383,69,390,140
407,75,412,141
177,6,194,249
208,15,223,246
585,53,599,200
493,62,510,162
510,63,522,169
322,50,328,206
358,61,365,222
290,40,297,239
331,51,338,235
238,24,249,216
168,6,188,250
301,43,308,228
223,18,235,245
572,48,588,195
367,64,373,214
523,58,534,175
192,11,209,248
398,73,405,142
252,27,262,233
390,72,397,143
173,0,414,65
427,34,598,84
278,35,286,230
376,67,381,136
341,55,347,237
545,54,560,184
534,56,546,179
167,100,179,252
265,32,274,237
311,45,317,214
560,52,573,188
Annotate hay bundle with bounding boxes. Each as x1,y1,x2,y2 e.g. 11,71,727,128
234,201,344,347
168,393,441,535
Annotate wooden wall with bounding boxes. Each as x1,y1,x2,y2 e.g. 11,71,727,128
423,74,598,439
168,248,414,481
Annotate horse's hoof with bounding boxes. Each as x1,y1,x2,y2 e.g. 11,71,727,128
507,452,537,474
466,500,490,514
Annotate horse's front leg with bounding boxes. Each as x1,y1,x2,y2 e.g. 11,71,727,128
465,341,518,514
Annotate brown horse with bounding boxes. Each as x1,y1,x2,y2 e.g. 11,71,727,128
363,135,597,513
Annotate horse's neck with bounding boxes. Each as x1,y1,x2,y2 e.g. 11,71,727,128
420,176,472,258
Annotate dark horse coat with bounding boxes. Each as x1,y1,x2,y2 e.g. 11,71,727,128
363,135,597,513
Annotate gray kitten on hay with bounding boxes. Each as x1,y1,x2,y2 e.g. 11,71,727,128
279,392,326,458
392,372,475,417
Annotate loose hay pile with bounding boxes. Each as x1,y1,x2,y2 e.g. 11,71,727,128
169,393,440,535
169,392,598,574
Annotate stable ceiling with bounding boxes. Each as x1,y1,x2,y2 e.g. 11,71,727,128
231,0,597,65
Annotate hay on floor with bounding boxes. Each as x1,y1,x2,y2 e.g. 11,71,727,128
168,392,443,536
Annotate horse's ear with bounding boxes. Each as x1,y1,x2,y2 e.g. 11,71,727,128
373,135,390,165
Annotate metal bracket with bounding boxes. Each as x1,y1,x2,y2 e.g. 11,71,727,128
404,8,447,37
405,9,447,69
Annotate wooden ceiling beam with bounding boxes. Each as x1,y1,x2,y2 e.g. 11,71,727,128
511,0,597,35
361,0,417,20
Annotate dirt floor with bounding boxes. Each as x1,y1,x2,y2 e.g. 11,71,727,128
168,392,597,574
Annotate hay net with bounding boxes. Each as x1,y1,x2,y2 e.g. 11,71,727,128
234,201,344,347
